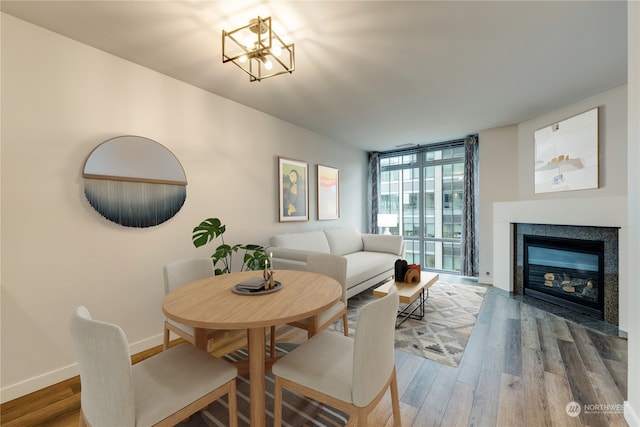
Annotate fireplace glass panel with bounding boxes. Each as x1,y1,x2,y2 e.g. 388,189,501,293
524,235,604,318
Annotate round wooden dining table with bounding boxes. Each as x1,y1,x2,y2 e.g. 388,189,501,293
162,269,341,427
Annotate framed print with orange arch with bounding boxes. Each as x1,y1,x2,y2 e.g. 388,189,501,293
317,164,339,220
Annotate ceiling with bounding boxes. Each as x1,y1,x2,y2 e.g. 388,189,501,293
1,1,628,152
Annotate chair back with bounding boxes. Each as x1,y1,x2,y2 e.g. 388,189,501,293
307,253,348,303
163,257,215,294
351,286,399,407
69,306,136,426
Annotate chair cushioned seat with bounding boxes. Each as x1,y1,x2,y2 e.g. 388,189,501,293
272,331,354,403
134,344,237,426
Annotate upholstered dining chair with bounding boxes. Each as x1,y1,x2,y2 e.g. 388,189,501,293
287,253,350,337
69,306,238,427
272,286,401,427
163,258,220,351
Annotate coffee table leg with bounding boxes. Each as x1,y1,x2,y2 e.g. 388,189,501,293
247,327,266,427
395,288,426,328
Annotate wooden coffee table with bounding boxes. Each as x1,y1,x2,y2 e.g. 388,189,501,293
373,272,439,327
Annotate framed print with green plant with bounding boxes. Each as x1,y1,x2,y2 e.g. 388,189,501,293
278,157,309,222
317,164,339,220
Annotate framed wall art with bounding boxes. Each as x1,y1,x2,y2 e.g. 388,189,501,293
83,135,187,228
534,107,599,193
278,157,309,222
317,164,340,220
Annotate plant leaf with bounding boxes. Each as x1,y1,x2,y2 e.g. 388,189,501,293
212,244,232,262
192,218,224,248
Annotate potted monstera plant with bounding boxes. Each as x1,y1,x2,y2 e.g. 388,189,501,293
192,217,267,275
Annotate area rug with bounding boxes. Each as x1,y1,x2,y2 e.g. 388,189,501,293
178,344,348,427
331,281,488,367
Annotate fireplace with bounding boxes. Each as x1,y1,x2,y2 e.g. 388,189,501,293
513,223,619,326
493,197,625,329
523,235,604,319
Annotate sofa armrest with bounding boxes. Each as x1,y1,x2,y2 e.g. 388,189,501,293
361,234,404,256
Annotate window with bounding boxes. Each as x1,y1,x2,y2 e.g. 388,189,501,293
378,141,465,273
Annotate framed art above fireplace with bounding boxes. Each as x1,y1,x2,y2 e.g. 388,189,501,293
534,107,599,194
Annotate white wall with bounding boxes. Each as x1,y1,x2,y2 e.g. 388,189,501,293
477,125,518,284
0,14,368,401
625,1,640,425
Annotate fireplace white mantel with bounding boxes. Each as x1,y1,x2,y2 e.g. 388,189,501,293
492,196,628,332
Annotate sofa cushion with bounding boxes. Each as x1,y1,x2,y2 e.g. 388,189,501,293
324,228,363,256
344,251,399,289
361,234,404,255
270,231,330,253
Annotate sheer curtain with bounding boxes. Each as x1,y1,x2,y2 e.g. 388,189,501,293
367,152,380,233
461,135,479,277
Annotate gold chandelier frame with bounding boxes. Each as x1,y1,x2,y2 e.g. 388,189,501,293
222,16,295,82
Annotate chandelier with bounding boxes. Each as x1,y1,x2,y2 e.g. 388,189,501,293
222,16,295,82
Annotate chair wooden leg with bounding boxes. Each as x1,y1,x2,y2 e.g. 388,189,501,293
228,379,238,427
358,407,369,427
273,376,283,427
163,324,170,350
342,313,349,336
390,368,402,426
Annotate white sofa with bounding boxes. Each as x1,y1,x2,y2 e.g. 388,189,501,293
267,228,405,299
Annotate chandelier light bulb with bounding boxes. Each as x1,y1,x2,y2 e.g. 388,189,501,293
271,43,282,57
239,54,247,63
264,59,273,70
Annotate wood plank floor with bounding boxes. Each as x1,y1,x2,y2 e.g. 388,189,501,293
1,281,628,427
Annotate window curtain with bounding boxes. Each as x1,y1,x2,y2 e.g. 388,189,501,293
368,151,379,233
461,135,479,277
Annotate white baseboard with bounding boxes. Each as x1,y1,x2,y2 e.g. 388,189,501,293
1,334,163,404
626,401,640,427
0,363,79,404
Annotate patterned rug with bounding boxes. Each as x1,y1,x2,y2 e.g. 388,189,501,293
331,281,488,367
178,344,348,427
